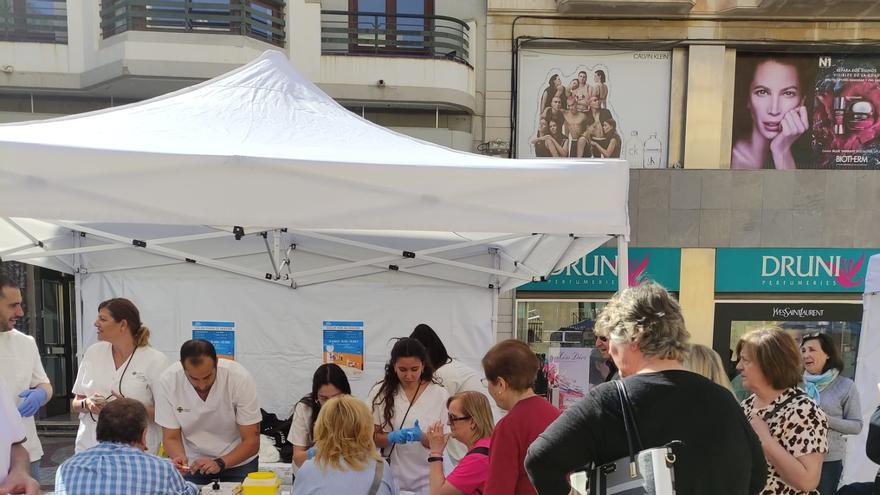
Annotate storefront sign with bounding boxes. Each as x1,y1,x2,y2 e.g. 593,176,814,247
518,247,680,292
715,248,880,292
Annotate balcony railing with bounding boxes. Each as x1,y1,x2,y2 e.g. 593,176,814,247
0,0,68,44
321,10,469,65
99,0,285,47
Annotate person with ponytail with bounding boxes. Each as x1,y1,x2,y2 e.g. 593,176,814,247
369,338,449,495
71,298,170,454
289,363,352,468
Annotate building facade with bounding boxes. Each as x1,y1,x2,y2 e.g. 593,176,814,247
486,1,880,387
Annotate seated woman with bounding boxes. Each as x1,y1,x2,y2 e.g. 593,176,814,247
738,327,828,494
292,395,399,495
289,363,351,468
425,391,495,495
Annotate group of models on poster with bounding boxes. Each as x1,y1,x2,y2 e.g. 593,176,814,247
531,69,621,159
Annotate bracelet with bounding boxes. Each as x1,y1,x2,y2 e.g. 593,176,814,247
427,456,444,463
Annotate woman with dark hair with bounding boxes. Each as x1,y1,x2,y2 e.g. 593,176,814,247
71,298,170,454
411,324,488,466
540,74,563,115
594,70,608,109
369,338,449,495
482,339,559,495
731,55,813,169
289,363,352,468
590,118,621,158
801,333,862,495
738,327,828,494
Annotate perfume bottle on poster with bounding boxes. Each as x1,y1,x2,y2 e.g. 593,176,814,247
643,132,663,169
626,130,642,168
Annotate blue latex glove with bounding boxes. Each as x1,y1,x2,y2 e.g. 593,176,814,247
307,446,317,459
388,420,423,444
17,388,48,417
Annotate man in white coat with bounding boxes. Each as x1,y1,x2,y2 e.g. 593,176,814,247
0,272,52,481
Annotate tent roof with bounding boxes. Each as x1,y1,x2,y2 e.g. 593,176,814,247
0,50,629,236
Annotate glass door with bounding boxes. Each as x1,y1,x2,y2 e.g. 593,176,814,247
36,269,75,417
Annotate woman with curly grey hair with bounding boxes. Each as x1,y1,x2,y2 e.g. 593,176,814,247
525,283,768,495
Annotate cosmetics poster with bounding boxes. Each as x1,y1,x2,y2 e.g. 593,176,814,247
516,47,672,167
731,52,880,169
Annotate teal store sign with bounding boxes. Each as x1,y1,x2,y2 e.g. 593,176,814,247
518,248,681,292
715,248,880,293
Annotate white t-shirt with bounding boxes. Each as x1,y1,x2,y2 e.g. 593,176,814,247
154,359,262,467
434,359,492,466
0,329,51,461
287,400,313,447
368,381,449,495
0,380,26,486
71,342,170,454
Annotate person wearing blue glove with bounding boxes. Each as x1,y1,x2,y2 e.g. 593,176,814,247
306,446,317,460
387,420,424,444
369,338,450,494
0,272,53,481
17,388,48,418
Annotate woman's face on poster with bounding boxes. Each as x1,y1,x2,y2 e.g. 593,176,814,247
749,60,803,141
602,120,612,134
589,96,600,109
570,79,579,91
549,120,559,134
578,72,587,85
539,119,548,133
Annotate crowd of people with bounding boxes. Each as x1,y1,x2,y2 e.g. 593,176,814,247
2,271,880,495
531,70,621,159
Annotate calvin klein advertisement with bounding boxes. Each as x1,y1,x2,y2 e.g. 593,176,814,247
731,52,880,169
516,47,672,167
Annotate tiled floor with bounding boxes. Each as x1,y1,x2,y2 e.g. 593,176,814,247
36,434,75,493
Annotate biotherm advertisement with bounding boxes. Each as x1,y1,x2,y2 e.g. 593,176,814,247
731,52,880,169
516,46,672,167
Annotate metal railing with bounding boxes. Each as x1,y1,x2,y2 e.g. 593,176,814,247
321,10,469,65
100,0,285,47
0,0,68,43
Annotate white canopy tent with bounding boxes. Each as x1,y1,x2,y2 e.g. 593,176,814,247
844,254,880,484
0,50,630,412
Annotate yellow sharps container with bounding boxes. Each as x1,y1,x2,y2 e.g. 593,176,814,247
241,471,281,495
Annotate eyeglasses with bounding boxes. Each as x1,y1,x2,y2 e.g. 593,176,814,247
596,336,608,342
447,414,472,424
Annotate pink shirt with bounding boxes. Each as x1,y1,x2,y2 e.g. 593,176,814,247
446,437,491,495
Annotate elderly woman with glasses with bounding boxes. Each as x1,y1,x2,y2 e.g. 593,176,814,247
425,391,495,495
525,283,767,495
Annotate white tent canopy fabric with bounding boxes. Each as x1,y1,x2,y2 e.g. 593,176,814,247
0,50,631,415
845,254,880,484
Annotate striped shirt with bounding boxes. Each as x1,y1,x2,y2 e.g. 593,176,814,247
54,442,199,495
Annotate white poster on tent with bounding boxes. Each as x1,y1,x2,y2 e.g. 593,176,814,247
516,47,672,167
323,320,365,380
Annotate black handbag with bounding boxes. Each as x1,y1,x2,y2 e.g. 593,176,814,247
586,380,679,495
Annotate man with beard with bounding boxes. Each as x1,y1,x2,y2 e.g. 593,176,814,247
155,339,261,484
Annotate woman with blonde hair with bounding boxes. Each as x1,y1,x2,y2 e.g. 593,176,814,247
737,327,828,494
425,391,495,495
686,344,734,394
293,395,399,494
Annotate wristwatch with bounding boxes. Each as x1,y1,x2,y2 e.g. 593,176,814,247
213,457,226,471
427,455,443,463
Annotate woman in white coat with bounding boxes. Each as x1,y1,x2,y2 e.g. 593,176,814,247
71,298,170,453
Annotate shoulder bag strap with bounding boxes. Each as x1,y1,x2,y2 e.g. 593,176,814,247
761,389,804,422
467,446,490,456
367,459,385,495
615,380,643,478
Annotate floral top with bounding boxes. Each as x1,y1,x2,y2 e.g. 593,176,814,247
742,388,829,495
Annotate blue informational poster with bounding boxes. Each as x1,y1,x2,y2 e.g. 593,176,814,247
323,320,364,379
192,320,235,360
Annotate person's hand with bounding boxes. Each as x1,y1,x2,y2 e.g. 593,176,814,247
388,420,424,444
83,397,104,415
769,105,808,168
190,457,221,475
426,420,450,453
171,456,190,475
17,388,47,418
0,468,41,495
749,416,772,442
307,446,317,460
